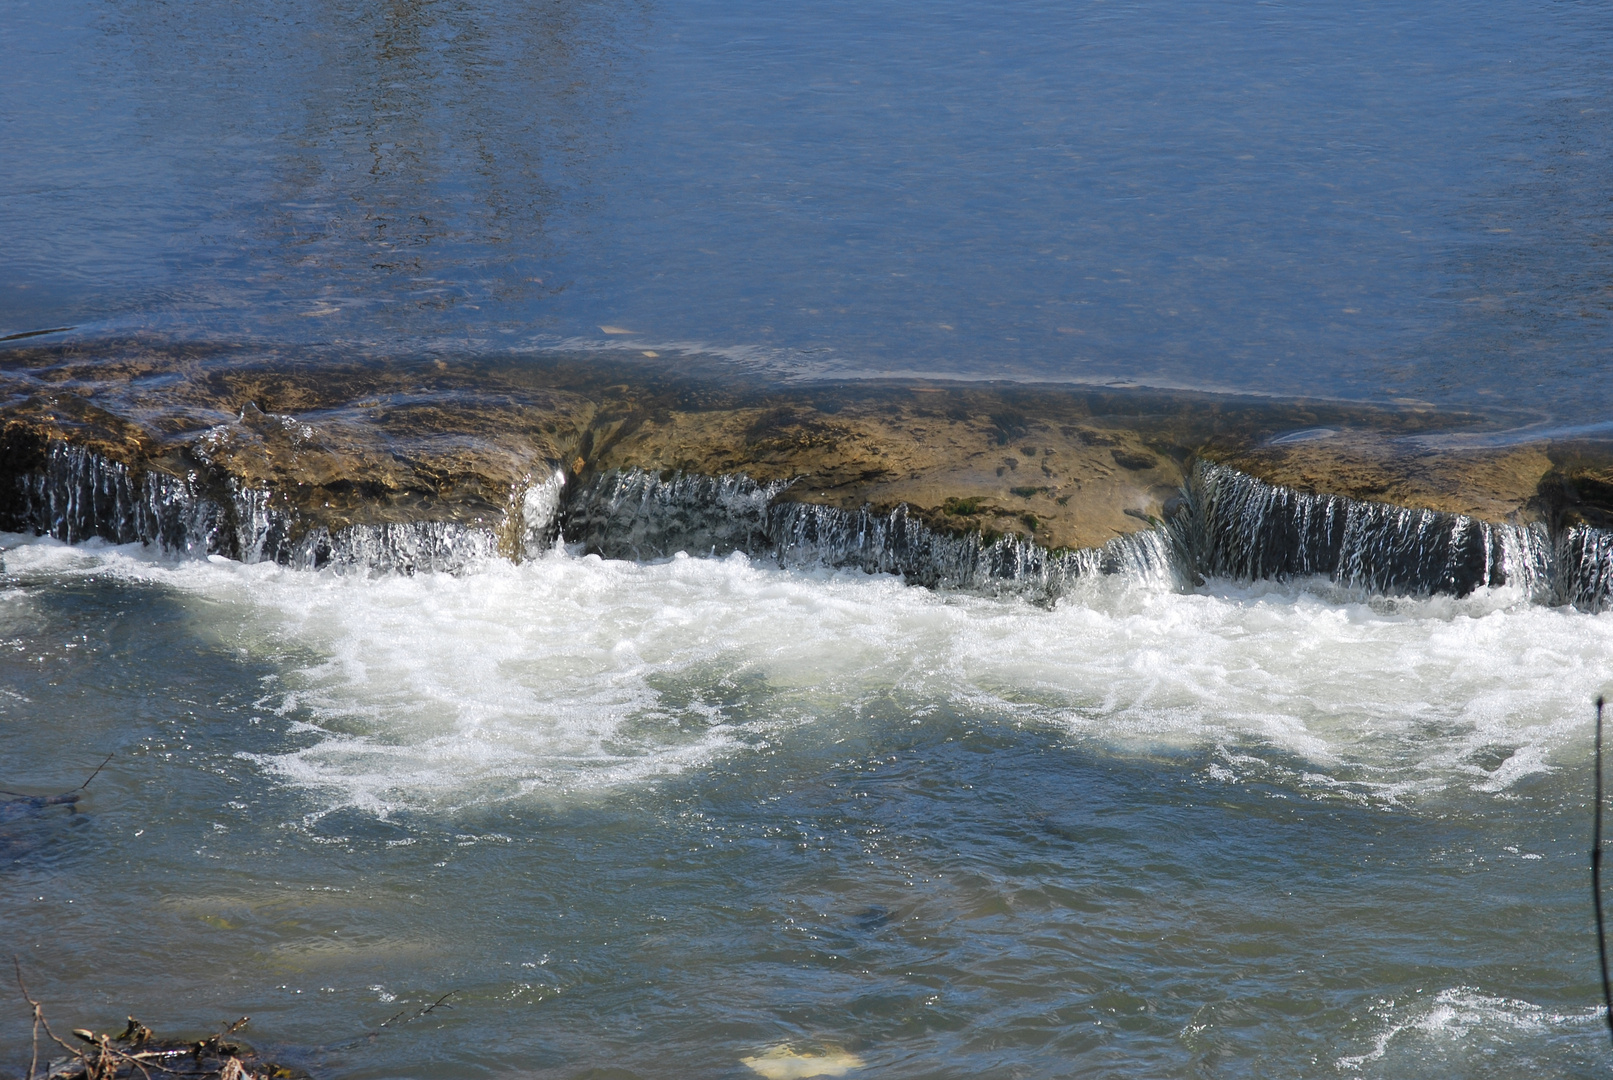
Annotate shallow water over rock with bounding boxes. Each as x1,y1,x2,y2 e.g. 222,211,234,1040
5,0,1612,418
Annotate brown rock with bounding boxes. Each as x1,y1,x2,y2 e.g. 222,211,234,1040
3,335,1609,557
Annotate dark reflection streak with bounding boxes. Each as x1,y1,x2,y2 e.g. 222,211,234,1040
91,0,645,336
364,2,433,278
0,327,75,343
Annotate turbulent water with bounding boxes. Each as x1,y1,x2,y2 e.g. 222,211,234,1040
1,532,1609,1077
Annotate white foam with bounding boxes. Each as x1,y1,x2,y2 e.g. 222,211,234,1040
4,534,1611,816
1336,986,1601,1071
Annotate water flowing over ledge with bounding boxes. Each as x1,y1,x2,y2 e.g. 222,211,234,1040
561,469,1178,595
4,440,1613,610
0,442,530,574
1180,462,1552,597
0,444,1177,596
1179,461,1610,609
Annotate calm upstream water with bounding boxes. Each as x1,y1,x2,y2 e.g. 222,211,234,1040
3,0,1612,413
4,1,1613,1077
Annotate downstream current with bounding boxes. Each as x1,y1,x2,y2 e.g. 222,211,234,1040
1,536,1607,1076
4,0,1613,1077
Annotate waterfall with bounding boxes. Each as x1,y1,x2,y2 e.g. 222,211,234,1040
7,444,236,555
560,470,786,563
561,469,1179,597
1555,525,1613,612
0,443,564,575
1178,460,1577,604
4,441,1612,609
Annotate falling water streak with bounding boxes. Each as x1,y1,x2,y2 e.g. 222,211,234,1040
10,444,234,554
1558,525,1613,613
1176,460,1595,604
4,444,1613,609
561,468,1180,598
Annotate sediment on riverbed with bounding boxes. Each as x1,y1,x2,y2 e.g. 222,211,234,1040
3,337,1612,605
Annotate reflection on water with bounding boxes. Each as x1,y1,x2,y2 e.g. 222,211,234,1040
3,0,1611,416
2,0,637,336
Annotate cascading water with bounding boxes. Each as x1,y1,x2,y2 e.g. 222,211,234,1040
1556,524,1613,612
1177,460,1573,602
559,470,787,564
0,443,566,574
5,442,1613,610
5,443,241,555
560,468,1180,597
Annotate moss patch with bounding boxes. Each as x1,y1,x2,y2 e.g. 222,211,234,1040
943,496,984,515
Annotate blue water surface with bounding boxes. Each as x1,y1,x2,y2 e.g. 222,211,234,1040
2,0,1610,413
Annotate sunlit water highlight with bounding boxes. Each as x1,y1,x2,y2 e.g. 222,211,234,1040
1,534,1607,1077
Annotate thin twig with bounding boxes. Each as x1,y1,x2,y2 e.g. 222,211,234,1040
113,1053,186,1078
78,753,115,791
9,972,272,1080
15,956,39,1080
201,1016,250,1046
377,990,455,1030
1,753,113,801
324,988,459,1051
372,1007,412,1032
14,957,84,1069
1595,696,1613,1046
416,991,455,1019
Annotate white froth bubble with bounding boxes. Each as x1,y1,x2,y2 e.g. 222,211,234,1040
6,532,1612,814
1335,986,1602,1071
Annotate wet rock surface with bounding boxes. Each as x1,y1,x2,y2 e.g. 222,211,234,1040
0,342,595,543
3,336,1611,571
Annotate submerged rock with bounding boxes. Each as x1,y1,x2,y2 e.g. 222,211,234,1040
740,1044,864,1079
0,791,82,863
2,756,111,863
0,791,80,824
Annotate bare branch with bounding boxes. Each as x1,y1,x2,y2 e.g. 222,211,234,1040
14,956,39,1080
418,991,456,1018
78,753,116,791
14,956,82,1064
377,990,455,1031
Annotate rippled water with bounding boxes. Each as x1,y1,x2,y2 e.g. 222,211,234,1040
3,0,1611,415
1,535,1607,1077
